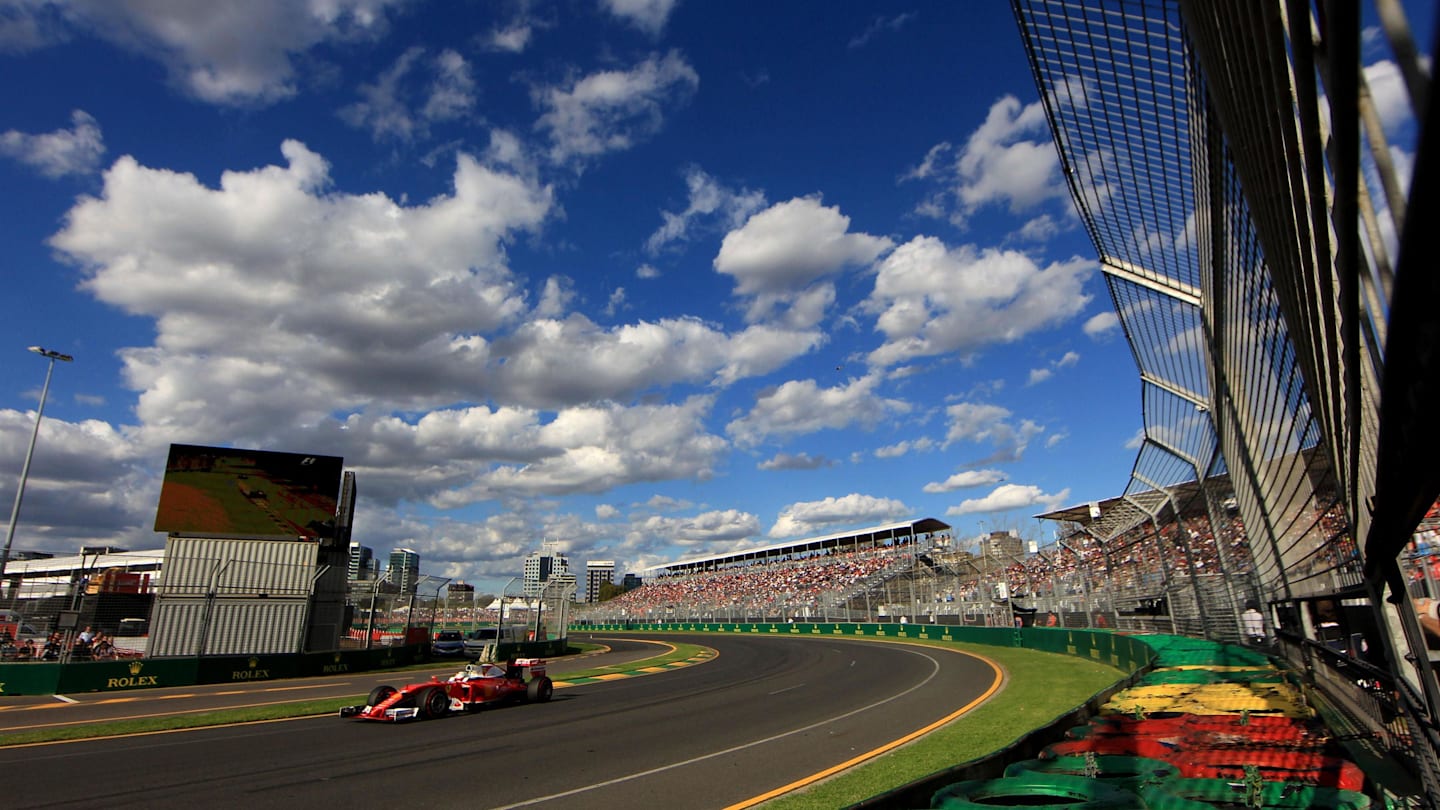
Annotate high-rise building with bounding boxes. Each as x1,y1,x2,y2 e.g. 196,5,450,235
585,560,614,603
387,547,420,593
523,541,569,596
348,542,374,580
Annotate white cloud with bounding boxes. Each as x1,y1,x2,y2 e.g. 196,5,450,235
715,197,891,325
535,50,698,166
1363,59,1413,137
595,503,620,519
906,95,1067,227
923,469,1005,494
863,236,1094,367
341,47,476,141
48,140,560,442
848,12,916,49
629,508,761,551
874,436,934,459
943,402,1044,463
1026,350,1079,386
601,0,678,35
946,483,1069,516
769,493,909,538
0,109,105,177
24,0,406,106
646,166,766,255
757,451,833,471
726,374,910,447
1083,311,1120,339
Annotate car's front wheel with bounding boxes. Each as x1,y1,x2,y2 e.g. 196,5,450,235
418,685,450,719
526,676,553,703
367,685,397,706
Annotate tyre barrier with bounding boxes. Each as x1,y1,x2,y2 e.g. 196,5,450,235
1177,750,1365,791
1138,777,1372,809
1004,754,1180,792
1138,668,1287,686
930,772,1147,809
1044,737,1179,761
1101,682,1312,718
1070,714,1330,748
1042,742,1364,790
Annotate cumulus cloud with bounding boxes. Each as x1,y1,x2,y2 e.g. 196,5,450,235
946,483,1069,516
0,109,105,177
534,50,698,166
905,94,1068,228
1026,350,1079,386
943,402,1044,464
36,140,864,515
12,0,406,105
768,493,909,538
340,47,476,141
646,166,766,255
922,469,1006,494
726,374,910,448
1083,311,1120,339
873,437,934,459
715,197,892,325
863,236,1094,367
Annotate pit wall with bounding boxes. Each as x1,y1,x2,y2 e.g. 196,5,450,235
575,621,1154,673
0,637,567,697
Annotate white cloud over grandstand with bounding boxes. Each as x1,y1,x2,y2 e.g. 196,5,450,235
726,374,910,448
769,493,910,539
946,483,1069,516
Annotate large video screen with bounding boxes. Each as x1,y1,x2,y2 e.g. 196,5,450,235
154,444,344,539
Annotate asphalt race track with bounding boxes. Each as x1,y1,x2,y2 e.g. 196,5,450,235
0,634,1001,809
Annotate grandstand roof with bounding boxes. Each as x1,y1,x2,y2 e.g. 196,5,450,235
641,517,950,575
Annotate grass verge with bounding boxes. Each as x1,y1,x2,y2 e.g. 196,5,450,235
757,641,1124,809
0,641,707,747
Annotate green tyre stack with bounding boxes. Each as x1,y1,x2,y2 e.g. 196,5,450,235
931,772,1148,809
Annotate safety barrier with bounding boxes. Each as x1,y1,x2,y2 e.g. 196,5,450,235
0,643,428,696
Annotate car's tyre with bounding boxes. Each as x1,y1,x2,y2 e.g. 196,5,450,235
526,676,553,703
418,685,450,719
367,685,397,706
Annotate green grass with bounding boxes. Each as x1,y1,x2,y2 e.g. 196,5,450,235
0,641,707,747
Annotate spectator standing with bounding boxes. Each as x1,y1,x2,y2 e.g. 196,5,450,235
1242,603,1266,644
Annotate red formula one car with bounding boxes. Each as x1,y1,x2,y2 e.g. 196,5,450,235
340,659,554,721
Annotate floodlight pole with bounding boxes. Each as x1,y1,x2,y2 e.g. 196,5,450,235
2,347,74,590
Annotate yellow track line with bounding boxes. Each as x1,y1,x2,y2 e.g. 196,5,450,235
723,642,1005,810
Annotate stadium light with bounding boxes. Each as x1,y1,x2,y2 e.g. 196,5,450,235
1,346,74,586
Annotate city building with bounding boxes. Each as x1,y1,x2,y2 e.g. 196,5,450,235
347,542,374,581
585,560,614,603
523,541,569,596
386,548,420,594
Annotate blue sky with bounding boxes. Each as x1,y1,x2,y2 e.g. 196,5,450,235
0,2,1420,593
